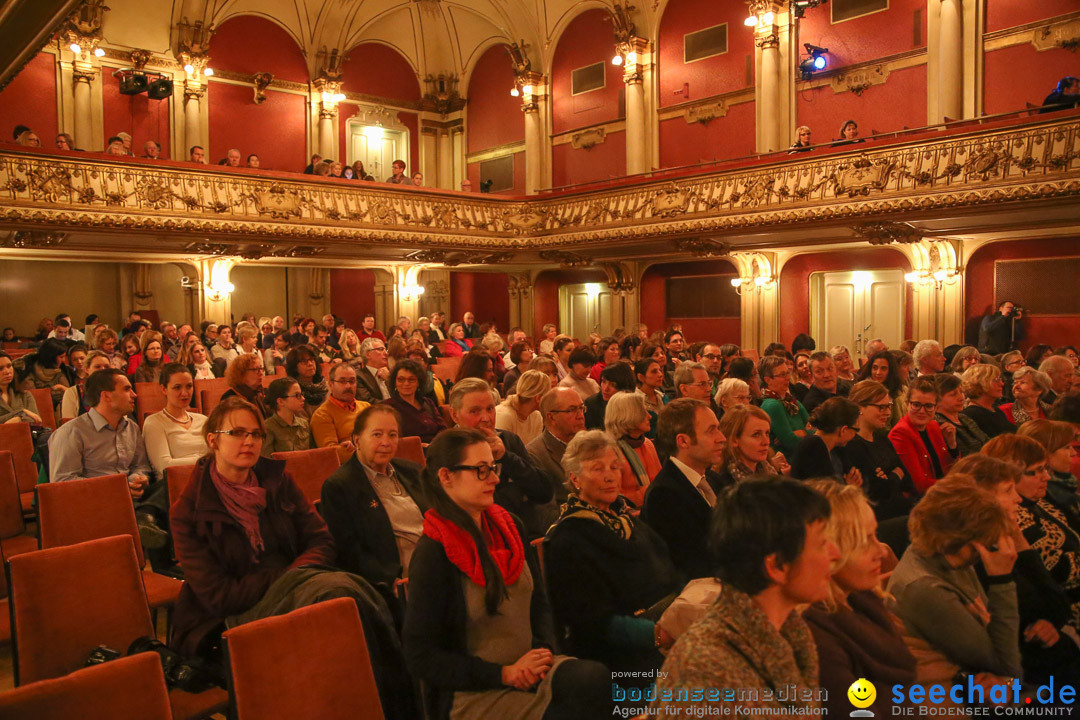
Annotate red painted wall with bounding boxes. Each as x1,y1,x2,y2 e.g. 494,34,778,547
986,0,1078,33
207,81,307,171
779,248,913,344
329,269,376,331
797,64,927,140
984,44,1079,116
102,72,171,157
466,151,525,195
449,272,510,331
796,0,926,67
657,0,755,107
552,130,627,188
208,16,309,83
532,269,608,340
659,100,756,168
467,44,524,153
338,44,422,172
640,260,741,344
551,9,626,135
0,52,58,146
964,238,1080,350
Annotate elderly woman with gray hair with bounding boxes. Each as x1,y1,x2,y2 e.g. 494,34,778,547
542,429,683,682
604,391,662,508
1000,366,1051,426
713,377,752,418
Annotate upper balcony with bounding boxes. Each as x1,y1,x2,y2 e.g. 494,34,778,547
1,107,1078,266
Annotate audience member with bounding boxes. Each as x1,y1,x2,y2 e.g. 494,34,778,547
55,132,74,151
790,397,862,484
840,381,914,519
605,391,662,509
887,475,1020,683
558,346,599,401
386,159,407,184
211,325,239,365
142,141,160,159
142,363,208,474
829,345,856,383
351,337,389,403
303,153,322,173
584,361,635,430
495,369,547,445
18,337,75,408
189,145,206,163
382,359,446,443
802,481,915,719
651,479,835,716
132,331,167,384
444,323,470,356
526,386,585,510
544,430,681,679
261,377,312,456
758,355,809,455
1040,76,1080,113
641,398,727,579
321,404,427,592
835,119,862,145
913,340,946,377
0,351,41,424
403,427,609,720
789,125,813,153
1039,355,1074,409
713,377,751,417
933,373,989,456
889,377,957,494
60,349,111,420
856,350,906,427
310,363,369,463
1018,419,1080,532
185,342,218,380
801,351,848,413
220,353,269,418
959,364,1015,438
500,341,534,396
1027,343,1055,369
461,311,481,339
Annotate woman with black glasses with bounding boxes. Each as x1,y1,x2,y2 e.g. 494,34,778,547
403,427,609,720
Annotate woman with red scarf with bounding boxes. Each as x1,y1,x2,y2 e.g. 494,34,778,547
402,427,610,720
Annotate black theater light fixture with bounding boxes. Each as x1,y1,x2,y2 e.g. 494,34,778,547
798,43,829,80
791,0,828,19
112,69,173,99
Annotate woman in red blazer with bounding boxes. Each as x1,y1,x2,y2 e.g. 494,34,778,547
888,377,958,494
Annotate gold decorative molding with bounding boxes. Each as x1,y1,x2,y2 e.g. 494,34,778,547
3,230,66,248
830,64,890,96
570,128,606,150
0,117,1077,255
684,101,728,125
252,72,273,104
1032,18,1080,52
851,221,925,245
674,237,730,257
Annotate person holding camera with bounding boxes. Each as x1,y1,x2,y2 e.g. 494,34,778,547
977,300,1025,355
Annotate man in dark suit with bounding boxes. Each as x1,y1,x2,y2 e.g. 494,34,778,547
641,397,728,579
448,378,553,538
355,336,391,403
801,351,849,414
461,311,481,339
321,405,428,593
526,386,586,523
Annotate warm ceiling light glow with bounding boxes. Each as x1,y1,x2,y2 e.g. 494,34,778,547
754,275,769,287
744,15,757,26
94,47,105,57
522,84,533,95
184,63,195,74
203,67,214,77
626,51,638,64
333,93,345,102
611,54,623,66
762,11,774,24
510,87,519,97
69,43,82,54
904,272,919,283
730,277,743,287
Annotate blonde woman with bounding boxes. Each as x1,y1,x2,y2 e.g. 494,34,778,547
959,364,1015,438
803,481,914,718
495,369,547,444
339,328,362,364
236,326,260,356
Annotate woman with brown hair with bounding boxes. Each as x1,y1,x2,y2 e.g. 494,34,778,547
133,331,167,384
934,373,989,457
1018,419,1080,531
887,474,1020,685
840,380,914,519
221,353,269,418
716,405,782,485
455,348,499,399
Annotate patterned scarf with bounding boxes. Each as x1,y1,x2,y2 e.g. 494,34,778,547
209,464,266,559
727,460,778,484
763,388,800,416
558,494,634,540
422,505,524,587
617,438,650,487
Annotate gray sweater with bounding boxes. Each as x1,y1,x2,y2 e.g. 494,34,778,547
887,548,1021,678
0,388,38,424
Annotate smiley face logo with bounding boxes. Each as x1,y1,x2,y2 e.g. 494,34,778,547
847,678,876,709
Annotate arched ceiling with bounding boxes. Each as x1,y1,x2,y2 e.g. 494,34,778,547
96,0,670,85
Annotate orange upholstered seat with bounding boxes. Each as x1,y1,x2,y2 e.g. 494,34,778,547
224,597,385,720
0,423,39,516
0,652,172,720
395,436,426,467
27,388,56,430
193,377,228,414
135,382,167,426
166,464,196,518
0,451,36,558
8,536,228,718
270,446,341,505
36,474,183,614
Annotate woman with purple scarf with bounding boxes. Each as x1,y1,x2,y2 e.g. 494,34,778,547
170,396,421,718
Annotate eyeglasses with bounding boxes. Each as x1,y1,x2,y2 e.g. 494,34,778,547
246,367,265,374
1023,465,1048,477
909,402,937,412
285,392,304,399
685,381,711,388
448,463,501,480
211,429,267,441
870,402,893,411
333,378,357,385
549,405,586,415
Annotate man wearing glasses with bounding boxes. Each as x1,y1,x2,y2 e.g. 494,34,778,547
356,337,391,403
888,377,957,495
694,343,724,396
311,364,371,463
673,361,721,419
527,387,586,526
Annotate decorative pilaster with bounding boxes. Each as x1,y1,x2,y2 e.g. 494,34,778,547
602,263,638,330
313,48,345,161
892,239,964,345
620,37,650,176
927,0,984,123
60,0,108,150
176,20,214,154
749,0,785,153
507,274,535,331
729,251,780,351
509,43,548,195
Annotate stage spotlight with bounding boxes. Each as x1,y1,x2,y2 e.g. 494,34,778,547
147,78,173,99
799,43,829,80
119,73,149,95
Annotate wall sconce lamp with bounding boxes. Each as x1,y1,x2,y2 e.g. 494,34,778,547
207,262,234,302
183,63,213,77
904,269,959,291
400,283,426,302
744,10,774,27
730,274,774,296
611,47,639,67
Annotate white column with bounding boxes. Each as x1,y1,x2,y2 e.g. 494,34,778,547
939,0,964,121
318,110,336,160
757,35,781,153
437,130,453,189
183,89,202,152
623,39,649,175
73,71,94,150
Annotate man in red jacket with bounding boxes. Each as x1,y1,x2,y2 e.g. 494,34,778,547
888,377,958,494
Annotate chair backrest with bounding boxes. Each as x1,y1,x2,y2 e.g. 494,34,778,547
270,447,341,504
0,423,39,496
260,374,277,389
134,383,166,427
0,652,171,720
438,404,454,428
193,377,229,414
0,451,26,540
8,536,154,685
37,474,146,567
741,348,760,364
394,436,426,468
27,389,56,430
224,597,385,720
274,365,286,376
432,356,460,382
165,464,197,518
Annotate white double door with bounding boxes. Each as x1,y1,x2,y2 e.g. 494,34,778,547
810,269,905,356
559,283,614,342
347,123,407,181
